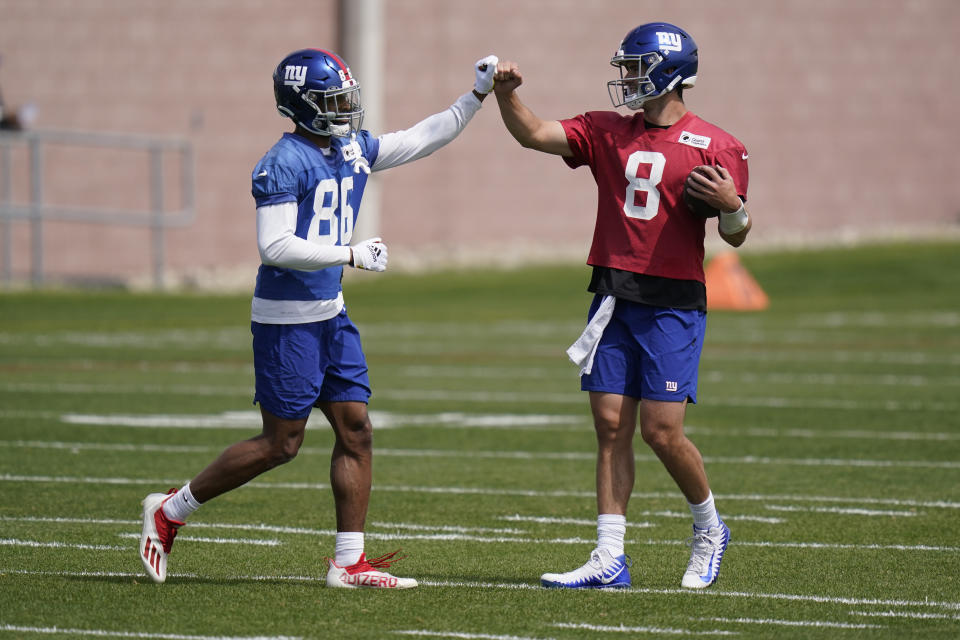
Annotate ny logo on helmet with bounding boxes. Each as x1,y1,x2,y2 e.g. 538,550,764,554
656,32,683,52
283,65,308,92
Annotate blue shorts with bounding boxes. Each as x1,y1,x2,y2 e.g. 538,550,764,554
251,310,371,420
580,296,706,403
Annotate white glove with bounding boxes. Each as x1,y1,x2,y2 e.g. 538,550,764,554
474,54,498,94
351,237,388,272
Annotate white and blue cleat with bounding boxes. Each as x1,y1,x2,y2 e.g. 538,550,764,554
681,520,730,589
540,548,632,589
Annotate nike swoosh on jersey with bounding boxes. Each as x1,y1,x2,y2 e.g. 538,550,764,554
741,152,749,160
257,170,268,177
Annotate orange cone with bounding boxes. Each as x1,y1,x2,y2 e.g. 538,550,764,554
704,251,769,311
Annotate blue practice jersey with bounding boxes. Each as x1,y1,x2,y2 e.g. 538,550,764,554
251,131,380,303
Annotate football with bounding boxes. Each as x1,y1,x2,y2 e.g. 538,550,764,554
683,166,722,219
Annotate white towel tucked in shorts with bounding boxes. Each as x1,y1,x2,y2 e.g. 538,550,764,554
565,295,616,376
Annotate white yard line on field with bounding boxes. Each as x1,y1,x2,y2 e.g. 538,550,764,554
52,411,584,431
389,364,960,389
53,409,960,440
3,473,960,511
703,349,960,366
765,505,920,517
694,616,883,630
380,448,960,470
7,569,960,612
2,514,956,553
115,533,280,546
647,539,959,553
23,357,960,387
0,382,249,397
499,513,779,526
423,582,960,612
395,365,568,380
3,408,959,441
58,411,264,429
498,515,656,528
0,624,299,640
552,622,736,635
0,440,218,454
394,631,557,640
0,538,125,551
5,436,959,471
368,521,528,535
4,382,960,412
653,587,960,611
700,370,960,387
849,609,960,620
372,390,960,413
2,536,279,551
1,516,528,538
685,425,960,442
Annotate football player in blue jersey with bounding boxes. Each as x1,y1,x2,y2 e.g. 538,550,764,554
139,48,499,589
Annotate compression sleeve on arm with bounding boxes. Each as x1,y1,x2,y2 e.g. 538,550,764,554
257,202,352,270
371,92,482,171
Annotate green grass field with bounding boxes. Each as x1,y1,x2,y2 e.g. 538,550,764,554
1,241,959,639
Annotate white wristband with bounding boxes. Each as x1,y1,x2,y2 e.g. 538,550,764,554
719,201,748,234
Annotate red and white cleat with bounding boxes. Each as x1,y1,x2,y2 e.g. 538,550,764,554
326,550,418,589
139,489,183,583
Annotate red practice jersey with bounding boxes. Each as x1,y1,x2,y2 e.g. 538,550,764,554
561,110,749,283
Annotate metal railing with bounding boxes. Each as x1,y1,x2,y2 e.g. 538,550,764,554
0,128,194,288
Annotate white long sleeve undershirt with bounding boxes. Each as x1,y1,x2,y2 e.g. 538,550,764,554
255,91,483,272
256,201,351,271
371,91,482,171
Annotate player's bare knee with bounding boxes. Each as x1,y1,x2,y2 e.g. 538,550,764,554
595,421,629,448
263,442,298,467
338,417,373,455
282,438,303,463
261,430,304,467
640,423,674,454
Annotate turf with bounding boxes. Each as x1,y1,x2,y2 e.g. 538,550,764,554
1,240,959,639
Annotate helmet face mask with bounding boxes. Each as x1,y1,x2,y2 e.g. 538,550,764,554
607,23,698,110
609,52,667,110
273,49,364,138
302,84,363,138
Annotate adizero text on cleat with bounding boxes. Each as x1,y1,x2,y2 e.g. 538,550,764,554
326,550,418,589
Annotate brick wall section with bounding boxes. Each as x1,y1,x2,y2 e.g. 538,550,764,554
1,0,958,286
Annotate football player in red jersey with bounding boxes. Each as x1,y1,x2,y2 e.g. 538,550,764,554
493,22,751,590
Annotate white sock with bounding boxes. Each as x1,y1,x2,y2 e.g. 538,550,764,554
335,532,364,566
596,513,626,557
688,491,721,530
161,482,201,523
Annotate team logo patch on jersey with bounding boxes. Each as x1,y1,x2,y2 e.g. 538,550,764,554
678,131,711,150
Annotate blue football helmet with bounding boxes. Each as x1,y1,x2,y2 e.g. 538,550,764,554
273,49,363,137
607,22,698,110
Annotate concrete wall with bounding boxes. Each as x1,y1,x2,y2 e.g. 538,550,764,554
1,0,958,287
